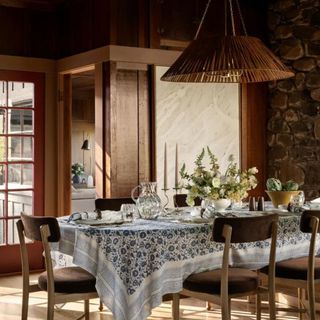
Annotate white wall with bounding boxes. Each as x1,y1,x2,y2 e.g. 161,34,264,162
155,66,240,206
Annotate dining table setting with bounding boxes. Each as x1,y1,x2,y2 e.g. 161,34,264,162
51,200,319,320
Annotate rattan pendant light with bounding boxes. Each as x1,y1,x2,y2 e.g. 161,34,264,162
161,0,294,83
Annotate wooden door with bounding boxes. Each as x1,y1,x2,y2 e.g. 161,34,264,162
0,70,44,274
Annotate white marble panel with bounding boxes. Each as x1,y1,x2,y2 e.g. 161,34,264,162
155,66,240,206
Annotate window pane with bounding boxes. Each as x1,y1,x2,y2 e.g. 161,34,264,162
8,109,33,134
8,219,19,244
0,136,6,161
8,164,32,189
0,165,5,190
0,108,5,134
0,193,4,216
0,220,4,244
8,191,32,216
8,82,34,108
8,136,33,161
0,81,7,107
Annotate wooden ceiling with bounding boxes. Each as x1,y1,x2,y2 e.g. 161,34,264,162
0,0,65,11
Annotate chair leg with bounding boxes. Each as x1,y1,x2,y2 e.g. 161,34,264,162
172,293,180,320
99,299,104,311
84,300,90,320
256,294,261,320
21,285,29,320
221,298,230,320
269,289,276,320
47,293,54,320
307,285,316,320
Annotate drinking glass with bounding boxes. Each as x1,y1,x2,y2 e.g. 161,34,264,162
120,204,139,222
288,191,305,213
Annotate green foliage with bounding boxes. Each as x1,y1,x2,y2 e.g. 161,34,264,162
266,178,282,191
282,180,299,191
266,178,300,191
71,163,84,176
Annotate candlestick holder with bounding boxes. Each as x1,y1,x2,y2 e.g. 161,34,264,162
173,186,183,213
161,188,170,211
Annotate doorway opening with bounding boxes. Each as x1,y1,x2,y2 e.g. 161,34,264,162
70,69,96,212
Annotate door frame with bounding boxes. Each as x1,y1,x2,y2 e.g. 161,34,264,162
0,70,45,274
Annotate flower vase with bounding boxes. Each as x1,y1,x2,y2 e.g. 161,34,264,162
72,174,81,184
213,199,231,212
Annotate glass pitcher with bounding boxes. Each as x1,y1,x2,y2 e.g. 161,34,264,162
131,182,162,219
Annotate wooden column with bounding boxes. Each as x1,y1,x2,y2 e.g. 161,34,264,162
241,83,268,197
102,61,151,198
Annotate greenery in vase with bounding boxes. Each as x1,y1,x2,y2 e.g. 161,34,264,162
266,178,299,191
71,162,84,176
180,147,258,206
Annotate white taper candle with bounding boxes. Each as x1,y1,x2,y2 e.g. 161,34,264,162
163,143,167,189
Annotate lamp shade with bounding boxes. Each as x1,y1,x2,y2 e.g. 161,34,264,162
161,35,294,83
81,139,91,150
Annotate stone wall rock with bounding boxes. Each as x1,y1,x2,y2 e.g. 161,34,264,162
268,0,320,199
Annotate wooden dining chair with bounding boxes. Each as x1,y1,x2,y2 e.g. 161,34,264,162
261,210,320,320
95,197,134,212
173,194,202,207
17,213,98,320
172,214,279,320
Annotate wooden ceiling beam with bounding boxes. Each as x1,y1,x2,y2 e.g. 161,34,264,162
0,0,63,11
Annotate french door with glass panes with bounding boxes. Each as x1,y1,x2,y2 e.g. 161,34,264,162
0,71,44,274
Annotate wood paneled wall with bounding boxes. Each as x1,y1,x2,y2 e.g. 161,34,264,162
101,61,151,198
0,0,268,58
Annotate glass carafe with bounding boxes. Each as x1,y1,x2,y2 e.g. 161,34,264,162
131,182,162,219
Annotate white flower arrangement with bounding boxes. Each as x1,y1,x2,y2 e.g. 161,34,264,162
180,147,258,206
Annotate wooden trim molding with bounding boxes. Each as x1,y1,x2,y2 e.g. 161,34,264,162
241,83,268,197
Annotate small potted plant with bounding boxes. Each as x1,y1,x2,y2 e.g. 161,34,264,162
71,163,84,184
266,178,300,208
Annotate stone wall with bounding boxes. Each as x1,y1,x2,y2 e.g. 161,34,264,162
268,0,320,199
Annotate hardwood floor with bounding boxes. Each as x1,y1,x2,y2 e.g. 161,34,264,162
0,274,304,319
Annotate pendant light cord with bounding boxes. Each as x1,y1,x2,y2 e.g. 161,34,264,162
194,0,247,39
194,0,212,40
235,0,247,36
228,0,236,36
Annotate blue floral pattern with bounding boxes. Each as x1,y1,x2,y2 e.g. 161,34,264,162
80,215,311,295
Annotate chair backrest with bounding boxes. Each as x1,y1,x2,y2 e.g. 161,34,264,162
17,213,58,295
95,197,135,212
173,194,202,207
300,210,320,233
20,213,60,242
213,214,278,243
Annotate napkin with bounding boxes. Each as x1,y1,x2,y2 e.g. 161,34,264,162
311,197,320,203
100,210,123,223
67,212,82,222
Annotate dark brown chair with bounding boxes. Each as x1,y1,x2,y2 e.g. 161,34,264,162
261,210,320,320
17,213,98,320
173,194,202,207
95,197,134,212
172,214,279,320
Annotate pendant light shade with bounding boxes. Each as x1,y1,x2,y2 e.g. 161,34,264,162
161,0,294,83
161,35,294,83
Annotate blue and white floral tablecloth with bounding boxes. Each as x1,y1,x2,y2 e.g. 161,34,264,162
52,213,317,320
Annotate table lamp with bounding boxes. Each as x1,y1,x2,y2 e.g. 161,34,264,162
81,138,94,187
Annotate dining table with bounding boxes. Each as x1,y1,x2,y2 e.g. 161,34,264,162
51,208,319,320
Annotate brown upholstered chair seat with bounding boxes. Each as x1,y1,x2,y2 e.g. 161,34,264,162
183,268,259,295
271,257,320,280
38,266,96,293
